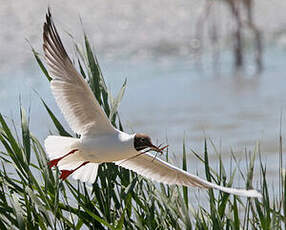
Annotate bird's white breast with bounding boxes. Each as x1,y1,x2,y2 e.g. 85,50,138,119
79,130,136,162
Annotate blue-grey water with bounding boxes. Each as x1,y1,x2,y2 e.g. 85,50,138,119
1,0,286,194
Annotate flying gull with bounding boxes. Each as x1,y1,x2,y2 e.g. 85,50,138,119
43,10,261,198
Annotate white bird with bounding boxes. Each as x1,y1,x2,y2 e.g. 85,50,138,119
43,10,262,198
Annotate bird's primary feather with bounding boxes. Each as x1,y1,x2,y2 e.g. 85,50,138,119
43,10,115,136
116,152,262,198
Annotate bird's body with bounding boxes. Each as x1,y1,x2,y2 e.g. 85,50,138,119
80,131,136,163
42,10,262,198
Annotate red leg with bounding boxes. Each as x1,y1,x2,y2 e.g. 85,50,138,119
60,161,90,180
48,149,79,168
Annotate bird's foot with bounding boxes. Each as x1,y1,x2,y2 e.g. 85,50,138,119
60,161,90,180
48,158,61,168
59,169,74,180
48,149,79,168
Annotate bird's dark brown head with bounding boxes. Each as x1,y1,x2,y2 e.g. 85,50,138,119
134,133,161,152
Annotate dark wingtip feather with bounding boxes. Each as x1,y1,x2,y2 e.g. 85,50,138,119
43,8,54,43
47,6,51,16
43,23,48,41
43,8,72,73
46,7,52,24
43,8,52,47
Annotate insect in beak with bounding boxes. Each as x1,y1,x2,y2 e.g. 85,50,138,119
150,144,169,154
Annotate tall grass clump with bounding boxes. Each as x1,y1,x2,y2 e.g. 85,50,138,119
0,19,285,229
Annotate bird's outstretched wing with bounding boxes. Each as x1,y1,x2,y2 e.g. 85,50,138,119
43,10,115,135
116,153,262,198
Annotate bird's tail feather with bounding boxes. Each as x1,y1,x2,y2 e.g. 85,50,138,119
44,135,99,184
72,162,99,184
44,135,80,159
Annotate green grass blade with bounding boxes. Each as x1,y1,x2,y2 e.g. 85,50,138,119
182,136,188,210
84,208,115,230
110,78,127,122
32,48,52,81
233,196,240,230
246,144,257,189
78,59,87,79
115,209,126,230
41,99,71,137
20,107,31,164
203,139,214,197
84,34,102,104
0,113,21,156
11,193,25,230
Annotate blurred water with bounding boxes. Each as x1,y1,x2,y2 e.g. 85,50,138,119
1,45,286,181
1,0,286,190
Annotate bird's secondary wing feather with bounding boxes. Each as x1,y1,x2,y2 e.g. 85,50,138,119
115,152,262,198
43,10,115,135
